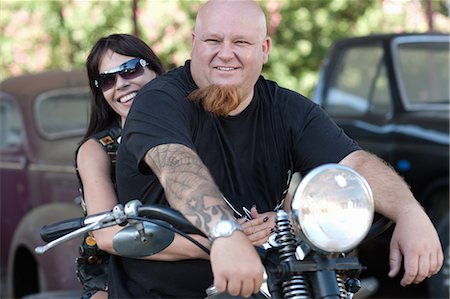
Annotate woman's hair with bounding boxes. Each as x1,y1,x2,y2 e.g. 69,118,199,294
84,34,165,138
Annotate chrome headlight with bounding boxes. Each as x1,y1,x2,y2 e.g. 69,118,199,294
291,164,374,253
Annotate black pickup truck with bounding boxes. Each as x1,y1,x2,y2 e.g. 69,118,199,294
312,33,449,298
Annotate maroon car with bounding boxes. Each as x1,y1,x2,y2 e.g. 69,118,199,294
0,70,90,298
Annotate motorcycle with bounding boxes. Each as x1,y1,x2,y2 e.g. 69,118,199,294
36,164,389,299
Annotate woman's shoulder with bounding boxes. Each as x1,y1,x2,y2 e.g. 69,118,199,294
77,138,108,158
77,120,120,156
76,138,113,182
76,137,110,168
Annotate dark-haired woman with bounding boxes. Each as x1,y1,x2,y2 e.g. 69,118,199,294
77,34,209,299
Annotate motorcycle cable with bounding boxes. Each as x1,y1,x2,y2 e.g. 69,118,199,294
127,216,210,255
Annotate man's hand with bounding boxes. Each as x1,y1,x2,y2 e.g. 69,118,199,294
238,206,276,246
210,231,264,297
388,204,443,286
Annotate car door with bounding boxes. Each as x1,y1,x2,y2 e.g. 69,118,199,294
389,36,449,195
0,92,29,270
318,40,395,164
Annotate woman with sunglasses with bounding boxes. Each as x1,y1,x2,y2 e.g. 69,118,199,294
77,34,210,299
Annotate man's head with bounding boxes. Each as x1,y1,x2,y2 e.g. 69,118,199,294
189,0,271,116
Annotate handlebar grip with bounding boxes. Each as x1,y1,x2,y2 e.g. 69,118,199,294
40,217,84,243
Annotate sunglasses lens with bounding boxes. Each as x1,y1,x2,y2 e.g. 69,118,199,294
120,59,144,80
96,58,146,92
98,74,117,91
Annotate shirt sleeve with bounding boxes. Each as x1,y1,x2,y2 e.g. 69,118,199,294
122,87,195,173
292,102,360,175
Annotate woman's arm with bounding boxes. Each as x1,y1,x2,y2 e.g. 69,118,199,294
77,139,209,260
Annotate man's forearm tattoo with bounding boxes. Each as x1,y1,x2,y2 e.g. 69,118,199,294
145,144,234,233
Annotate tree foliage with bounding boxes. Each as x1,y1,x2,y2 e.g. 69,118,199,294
1,0,134,75
1,0,448,97
261,0,377,94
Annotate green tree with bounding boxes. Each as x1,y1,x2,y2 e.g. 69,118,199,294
0,0,135,77
1,0,447,97
261,0,377,96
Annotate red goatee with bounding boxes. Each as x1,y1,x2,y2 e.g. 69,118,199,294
188,85,241,117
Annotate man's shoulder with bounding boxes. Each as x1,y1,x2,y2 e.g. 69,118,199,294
257,76,313,107
146,65,186,88
139,63,195,100
130,62,197,117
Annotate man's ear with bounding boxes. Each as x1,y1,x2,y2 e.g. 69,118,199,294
262,36,271,64
190,33,196,57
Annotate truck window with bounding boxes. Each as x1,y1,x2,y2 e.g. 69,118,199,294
0,98,23,149
34,88,90,140
324,44,392,117
394,41,449,109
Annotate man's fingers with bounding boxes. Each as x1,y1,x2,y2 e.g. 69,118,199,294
428,248,443,277
428,251,439,278
434,247,444,275
210,232,264,297
221,270,258,297
226,277,241,296
254,270,264,294
388,245,402,278
400,252,419,286
428,253,438,277
213,274,227,294
241,278,255,298
413,255,429,284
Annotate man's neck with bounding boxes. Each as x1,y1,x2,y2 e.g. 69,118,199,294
228,91,253,116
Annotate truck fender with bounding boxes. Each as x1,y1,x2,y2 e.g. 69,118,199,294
6,202,83,298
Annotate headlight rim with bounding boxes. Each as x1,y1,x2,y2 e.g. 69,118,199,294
291,163,374,253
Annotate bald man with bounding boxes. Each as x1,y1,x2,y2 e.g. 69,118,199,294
113,1,443,297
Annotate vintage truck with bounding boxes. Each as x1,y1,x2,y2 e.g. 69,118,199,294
0,70,89,298
312,32,449,298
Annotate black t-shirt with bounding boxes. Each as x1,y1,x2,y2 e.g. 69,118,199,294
112,60,360,298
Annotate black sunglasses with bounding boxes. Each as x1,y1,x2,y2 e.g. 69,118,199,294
94,58,149,92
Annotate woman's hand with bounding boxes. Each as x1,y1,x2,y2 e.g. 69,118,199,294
237,206,276,246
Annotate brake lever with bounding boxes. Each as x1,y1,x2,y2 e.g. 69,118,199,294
35,211,120,254
35,222,101,254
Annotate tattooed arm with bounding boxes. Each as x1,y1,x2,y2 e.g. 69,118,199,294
144,144,264,296
144,143,235,230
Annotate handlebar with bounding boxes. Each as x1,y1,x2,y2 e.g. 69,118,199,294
41,217,85,243
36,200,207,255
